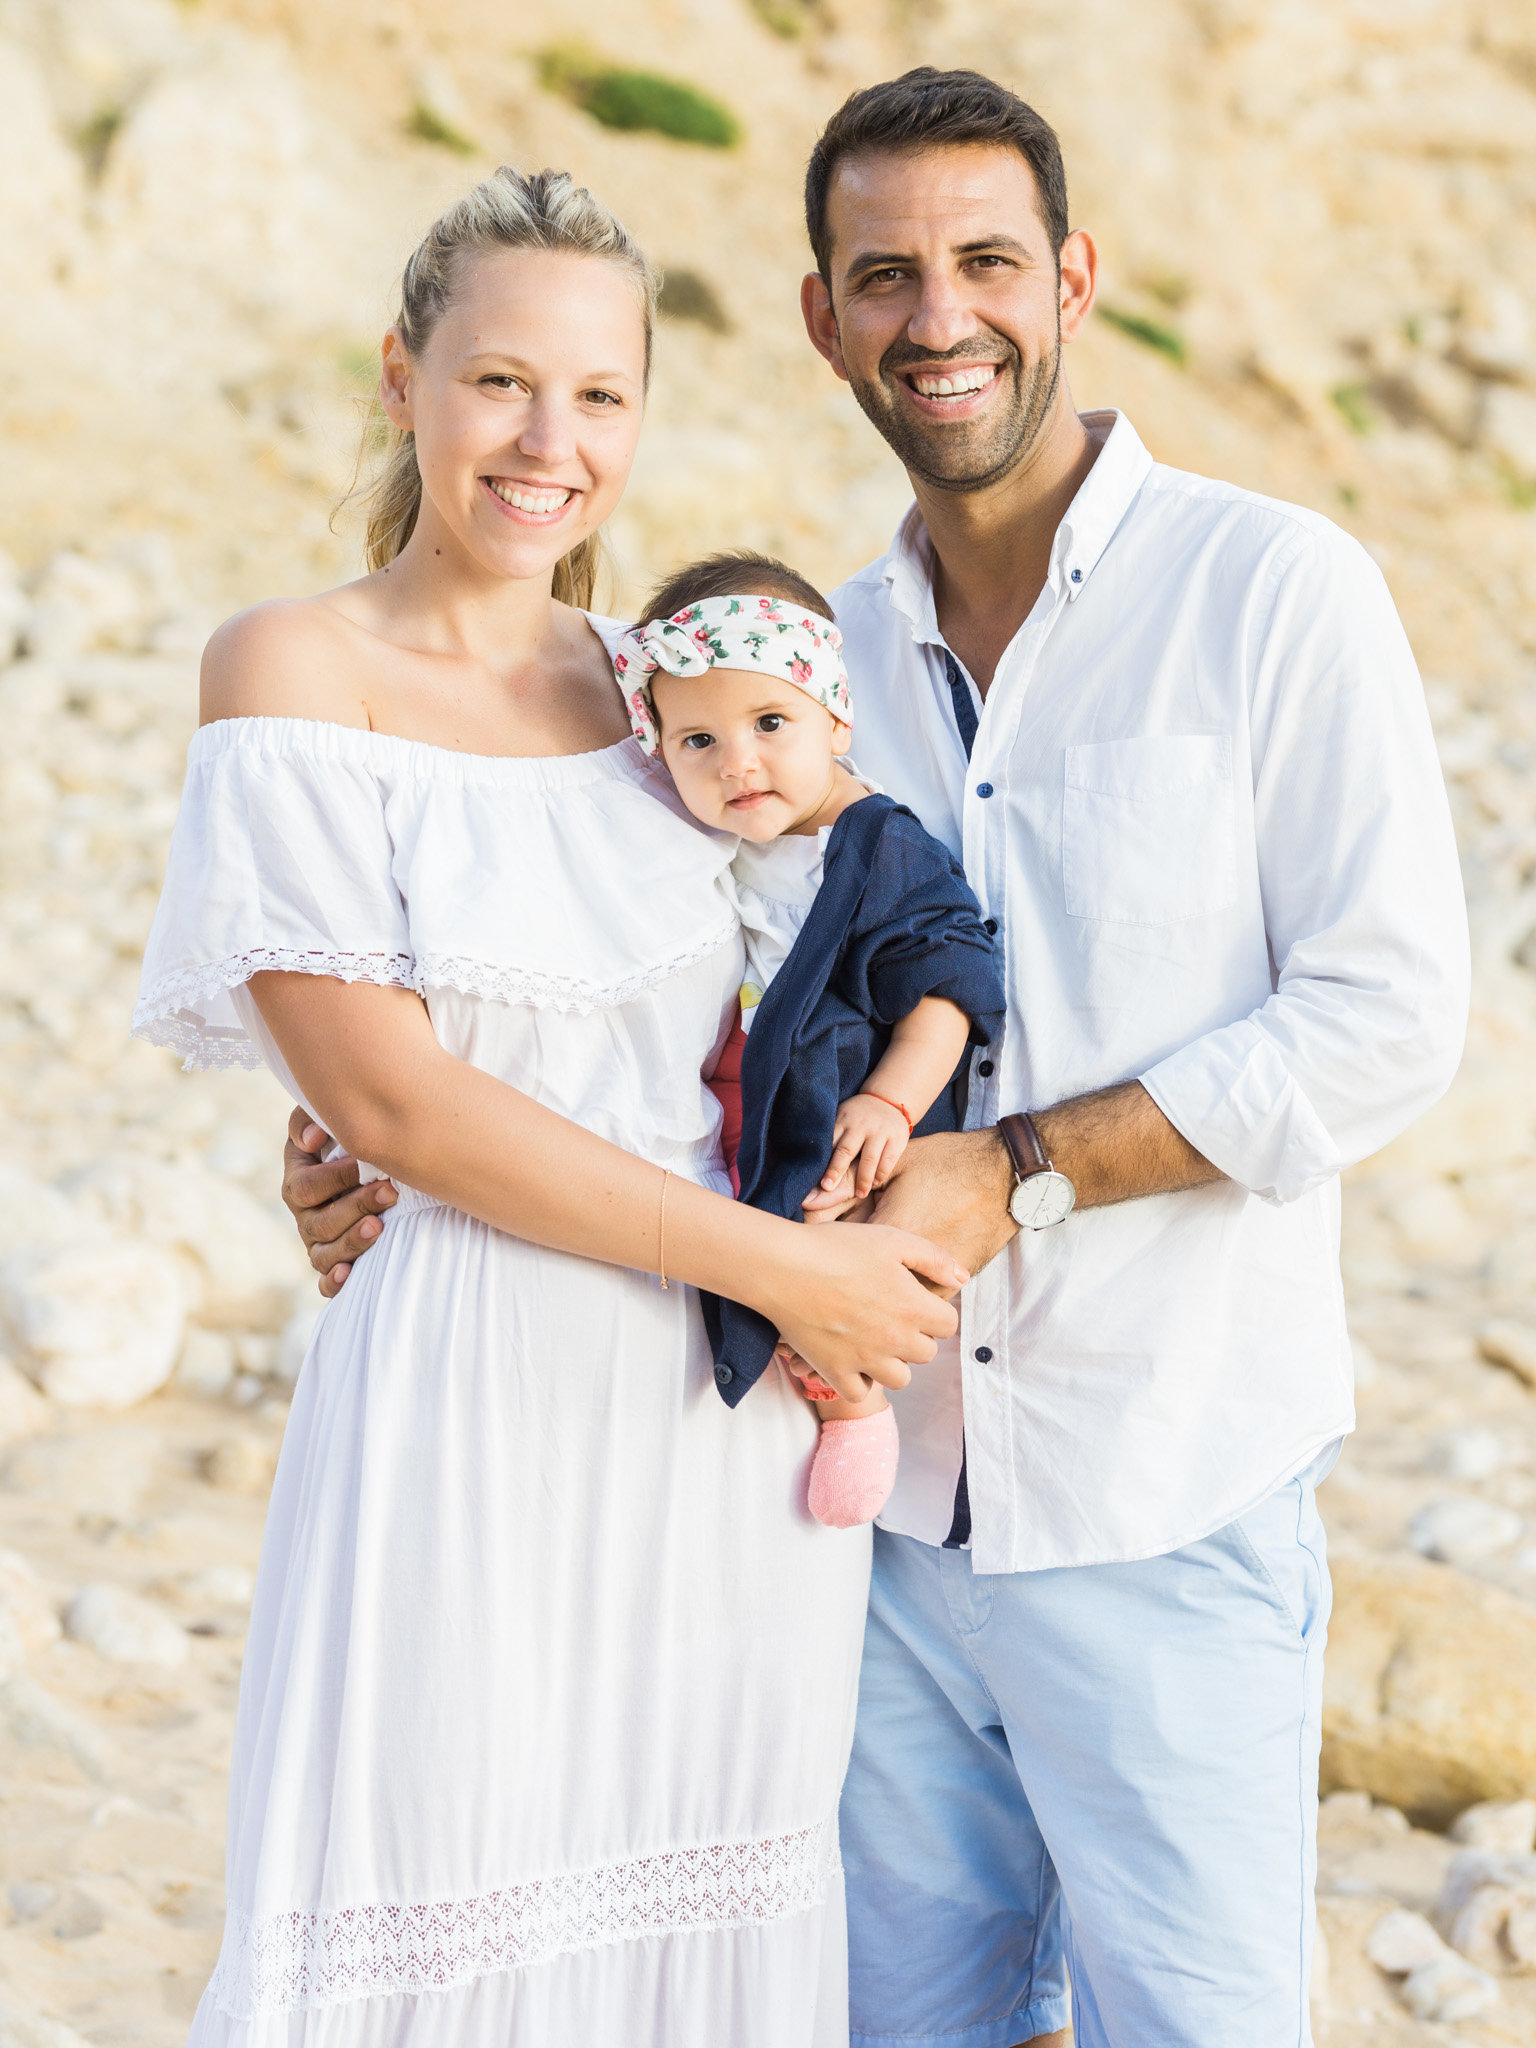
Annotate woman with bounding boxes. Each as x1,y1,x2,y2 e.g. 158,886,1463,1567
134,168,964,2045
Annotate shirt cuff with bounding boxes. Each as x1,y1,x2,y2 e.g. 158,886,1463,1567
1140,1023,1343,1205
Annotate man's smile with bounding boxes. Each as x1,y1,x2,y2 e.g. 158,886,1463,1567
902,363,1001,408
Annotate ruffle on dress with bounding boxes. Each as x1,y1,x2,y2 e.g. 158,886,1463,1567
134,717,739,1071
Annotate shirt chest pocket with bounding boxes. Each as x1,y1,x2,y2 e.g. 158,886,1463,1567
1061,734,1237,926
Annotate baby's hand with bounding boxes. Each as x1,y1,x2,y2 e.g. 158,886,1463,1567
774,1341,840,1402
820,1092,911,1201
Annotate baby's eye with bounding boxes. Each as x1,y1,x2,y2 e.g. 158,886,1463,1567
756,714,785,734
680,732,714,751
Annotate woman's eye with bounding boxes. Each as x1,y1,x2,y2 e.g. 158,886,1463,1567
583,389,622,407
756,714,785,734
479,375,520,392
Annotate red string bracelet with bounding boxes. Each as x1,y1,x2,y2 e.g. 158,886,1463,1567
861,1090,914,1134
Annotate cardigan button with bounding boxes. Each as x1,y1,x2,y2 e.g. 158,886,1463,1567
714,1364,734,1386
974,1346,993,1363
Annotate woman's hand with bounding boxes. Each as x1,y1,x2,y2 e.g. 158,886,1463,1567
754,1220,967,1404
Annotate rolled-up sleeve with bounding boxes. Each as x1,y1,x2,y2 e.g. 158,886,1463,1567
1140,531,1470,1203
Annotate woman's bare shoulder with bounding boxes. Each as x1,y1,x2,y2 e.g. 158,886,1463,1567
199,594,372,727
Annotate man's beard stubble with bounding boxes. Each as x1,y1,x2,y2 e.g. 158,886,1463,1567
845,329,1063,496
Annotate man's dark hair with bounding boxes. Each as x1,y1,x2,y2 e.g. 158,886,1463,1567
639,550,834,627
804,68,1069,287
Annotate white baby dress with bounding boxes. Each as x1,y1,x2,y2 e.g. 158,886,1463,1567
134,706,872,2047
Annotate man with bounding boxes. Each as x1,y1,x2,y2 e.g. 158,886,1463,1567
283,69,1469,2047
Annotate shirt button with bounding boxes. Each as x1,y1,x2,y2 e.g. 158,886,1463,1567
976,782,994,799
714,1364,734,1386
983,917,998,935
977,1059,995,1077
1070,567,1083,583
974,1346,993,1363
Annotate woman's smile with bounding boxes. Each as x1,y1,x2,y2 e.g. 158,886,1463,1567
480,476,577,524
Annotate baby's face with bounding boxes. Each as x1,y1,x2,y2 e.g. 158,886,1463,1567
655,665,851,840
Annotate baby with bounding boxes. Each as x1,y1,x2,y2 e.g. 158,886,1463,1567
614,553,1004,1529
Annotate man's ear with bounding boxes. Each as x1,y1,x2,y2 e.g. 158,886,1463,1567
801,272,849,384
379,329,414,430
1058,230,1098,346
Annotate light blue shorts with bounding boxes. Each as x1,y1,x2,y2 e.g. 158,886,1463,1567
841,1447,1337,2048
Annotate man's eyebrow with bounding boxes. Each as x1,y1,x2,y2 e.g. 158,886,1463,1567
843,233,1034,282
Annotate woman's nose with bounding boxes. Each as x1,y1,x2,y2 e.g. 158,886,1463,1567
515,396,578,467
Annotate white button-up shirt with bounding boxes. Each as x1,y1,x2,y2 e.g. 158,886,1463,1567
835,410,1469,1573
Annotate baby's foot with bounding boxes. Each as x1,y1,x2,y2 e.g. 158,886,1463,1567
808,1406,899,1529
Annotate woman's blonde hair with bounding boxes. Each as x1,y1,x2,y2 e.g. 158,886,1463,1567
353,166,658,605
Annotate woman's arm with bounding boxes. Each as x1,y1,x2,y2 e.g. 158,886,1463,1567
250,972,966,1399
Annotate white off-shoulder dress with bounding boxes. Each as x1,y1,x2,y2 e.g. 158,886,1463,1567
134,710,871,2048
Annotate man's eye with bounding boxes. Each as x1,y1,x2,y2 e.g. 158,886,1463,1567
756,714,785,733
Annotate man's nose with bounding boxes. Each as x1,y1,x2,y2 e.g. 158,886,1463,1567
906,268,982,357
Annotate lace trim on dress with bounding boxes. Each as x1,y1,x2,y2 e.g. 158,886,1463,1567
132,921,740,1071
131,949,419,1071
211,1819,840,2018
414,917,737,1016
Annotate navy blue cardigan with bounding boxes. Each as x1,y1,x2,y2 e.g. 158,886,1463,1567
703,794,1005,1407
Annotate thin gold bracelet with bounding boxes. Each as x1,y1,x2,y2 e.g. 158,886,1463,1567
658,1167,672,1290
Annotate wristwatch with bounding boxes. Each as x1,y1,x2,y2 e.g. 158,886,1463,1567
998,1113,1076,1230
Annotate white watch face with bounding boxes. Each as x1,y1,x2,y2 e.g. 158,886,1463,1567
1010,1169,1076,1229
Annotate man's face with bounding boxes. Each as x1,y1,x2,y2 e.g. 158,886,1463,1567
807,144,1088,494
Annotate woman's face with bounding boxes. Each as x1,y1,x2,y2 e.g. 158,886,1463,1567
381,247,647,584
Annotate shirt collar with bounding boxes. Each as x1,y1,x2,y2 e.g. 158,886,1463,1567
880,409,1155,644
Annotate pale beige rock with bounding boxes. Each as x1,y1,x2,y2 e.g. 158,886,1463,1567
199,1433,273,1495
1481,387,1536,480
63,1582,188,1668
1366,1906,1447,1973
1449,1884,1534,1971
1,1431,155,1520
1508,1895,1536,1969
0,1356,50,1447
1322,1555,1536,1824
1480,1319,1536,1387
0,1236,186,1407
1402,1951,1499,2021
0,1550,61,1655
1452,1799,1536,1854
1409,1497,1523,1565
173,1326,237,1400
0,2007,95,2048
1437,1848,1536,1922
65,1153,308,1332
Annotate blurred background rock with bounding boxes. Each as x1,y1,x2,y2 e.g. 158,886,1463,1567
0,0,1533,2040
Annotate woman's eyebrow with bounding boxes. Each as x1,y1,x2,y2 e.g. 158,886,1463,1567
462,350,637,382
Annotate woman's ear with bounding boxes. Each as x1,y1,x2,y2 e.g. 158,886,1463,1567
379,330,414,431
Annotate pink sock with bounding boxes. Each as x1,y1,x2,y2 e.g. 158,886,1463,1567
808,1407,899,1529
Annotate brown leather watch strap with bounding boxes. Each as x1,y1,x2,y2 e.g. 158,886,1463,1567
998,1111,1050,1180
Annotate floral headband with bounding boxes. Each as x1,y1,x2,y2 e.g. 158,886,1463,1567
613,594,852,756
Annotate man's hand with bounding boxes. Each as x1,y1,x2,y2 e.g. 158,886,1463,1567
282,1106,397,1298
806,1128,1018,1280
